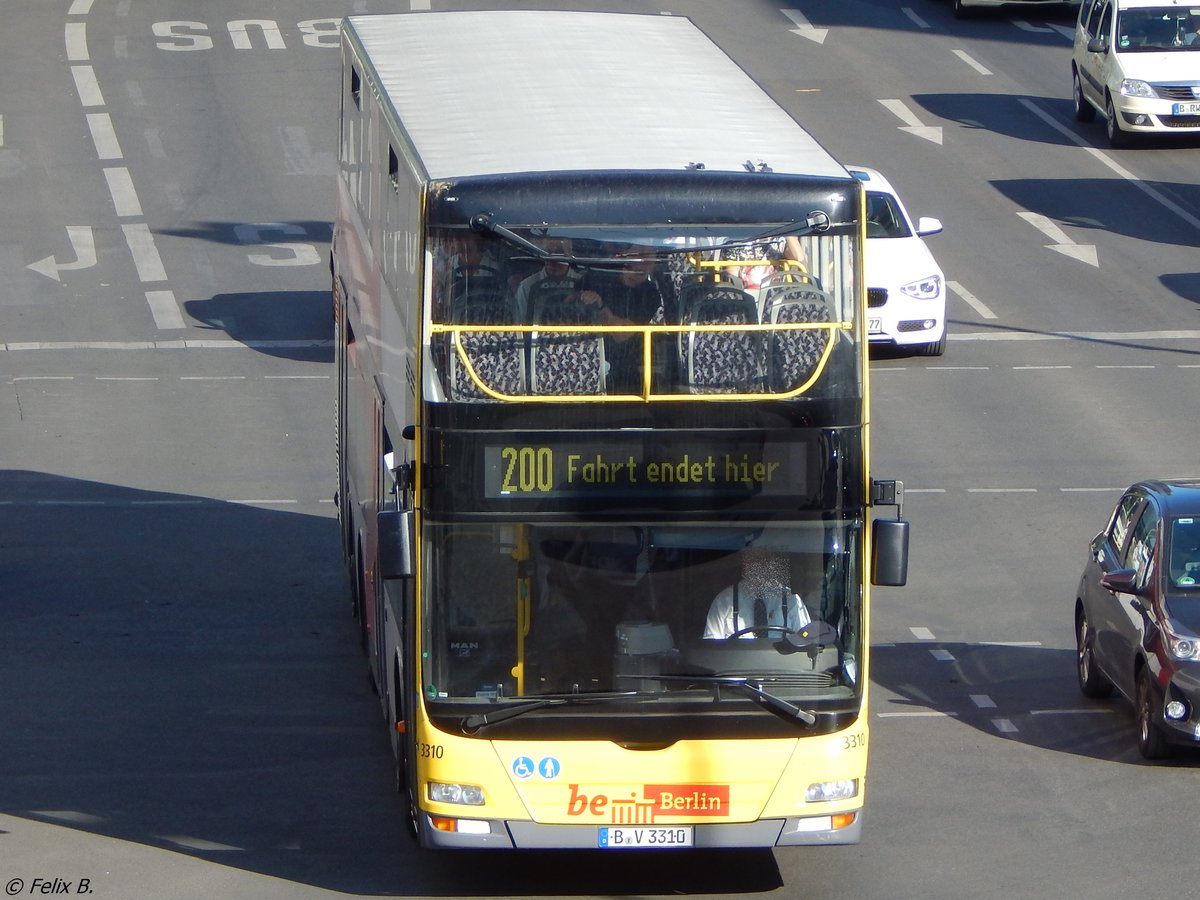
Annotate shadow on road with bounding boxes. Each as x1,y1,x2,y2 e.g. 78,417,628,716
872,640,1200,768
0,470,783,895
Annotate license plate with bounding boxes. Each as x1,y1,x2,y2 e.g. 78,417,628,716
597,825,694,848
868,317,883,333
1172,102,1200,116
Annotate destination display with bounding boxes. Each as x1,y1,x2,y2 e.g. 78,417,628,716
480,435,813,502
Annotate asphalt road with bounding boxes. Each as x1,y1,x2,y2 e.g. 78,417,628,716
3,1,1200,898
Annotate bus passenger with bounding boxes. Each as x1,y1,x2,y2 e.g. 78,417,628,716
513,237,581,322
717,236,807,295
703,548,810,640
577,248,664,393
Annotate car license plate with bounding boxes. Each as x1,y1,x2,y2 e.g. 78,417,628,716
1172,102,1200,116
597,826,693,848
868,317,883,333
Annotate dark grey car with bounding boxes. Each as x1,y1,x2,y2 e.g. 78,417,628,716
1075,479,1200,759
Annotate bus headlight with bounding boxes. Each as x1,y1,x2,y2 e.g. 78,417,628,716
428,781,485,805
805,779,858,803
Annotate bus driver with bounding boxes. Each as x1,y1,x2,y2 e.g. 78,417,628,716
703,548,810,639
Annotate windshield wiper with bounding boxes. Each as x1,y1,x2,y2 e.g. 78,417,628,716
634,673,817,726
459,690,645,733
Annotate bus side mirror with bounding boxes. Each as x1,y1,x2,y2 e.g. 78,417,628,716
378,509,415,579
872,518,909,587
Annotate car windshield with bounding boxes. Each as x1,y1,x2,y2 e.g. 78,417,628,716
865,192,912,239
1168,516,1200,588
1116,8,1200,51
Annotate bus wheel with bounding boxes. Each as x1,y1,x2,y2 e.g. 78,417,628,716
394,662,419,840
395,744,419,840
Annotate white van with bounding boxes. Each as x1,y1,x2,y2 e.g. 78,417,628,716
1072,0,1200,146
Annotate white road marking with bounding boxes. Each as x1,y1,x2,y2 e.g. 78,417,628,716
953,49,992,75
145,289,185,329
1017,211,1098,267
1020,98,1200,231
70,65,105,106
86,112,122,159
65,22,89,60
121,224,167,281
910,627,936,640
1030,708,1116,716
953,329,1200,342
947,280,997,319
26,226,97,282
902,7,931,29
930,649,956,662
878,99,943,144
992,718,1019,733
971,694,997,709
104,167,143,217
877,710,959,718
781,8,828,44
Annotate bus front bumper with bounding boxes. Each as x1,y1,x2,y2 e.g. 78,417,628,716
418,812,862,849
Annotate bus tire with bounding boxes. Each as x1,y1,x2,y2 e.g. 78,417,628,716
393,658,420,840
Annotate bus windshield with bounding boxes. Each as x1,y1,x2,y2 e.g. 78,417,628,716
422,519,863,738
426,222,859,402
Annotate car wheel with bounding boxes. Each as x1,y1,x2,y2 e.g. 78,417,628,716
1106,95,1133,148
1072,69,1095,123
1075,611,1113,698
952,0,975,19
1135,669,1171,760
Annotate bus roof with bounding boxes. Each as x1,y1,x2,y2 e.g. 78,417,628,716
343,11,850,183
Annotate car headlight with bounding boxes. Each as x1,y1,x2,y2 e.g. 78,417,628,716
1164,622,1200,661
899,274,942,300
1118,79,1154,99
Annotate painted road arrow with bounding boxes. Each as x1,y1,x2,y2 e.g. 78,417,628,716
782,8,828,44
1017,211,1098,267
27,226,97,281
878,99,943,145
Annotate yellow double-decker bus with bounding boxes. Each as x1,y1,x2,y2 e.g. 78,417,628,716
333,10,909,850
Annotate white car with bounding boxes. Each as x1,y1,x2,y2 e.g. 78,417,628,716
848,167,947,357
1072,0,1200,147
949,0,1080,20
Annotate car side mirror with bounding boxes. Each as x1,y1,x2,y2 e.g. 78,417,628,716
1100,567,1139,594
1087,37,1107,53
915,216,943,238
